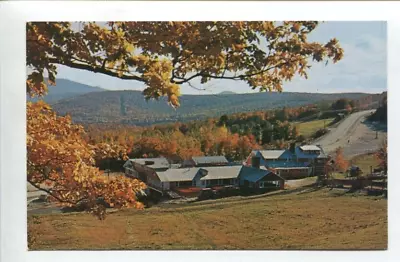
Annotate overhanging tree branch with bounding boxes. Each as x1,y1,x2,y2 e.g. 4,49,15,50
27,180,87,205
47,58,147,82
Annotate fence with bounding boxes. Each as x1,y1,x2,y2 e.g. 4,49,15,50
329,178,387,190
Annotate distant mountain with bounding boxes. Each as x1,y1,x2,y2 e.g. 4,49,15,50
51,84,381,126
28,78,105,103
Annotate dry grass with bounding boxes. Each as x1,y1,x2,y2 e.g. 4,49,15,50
331,172,347,179
28,188,387,250
295,118,334,137
350,153,380,174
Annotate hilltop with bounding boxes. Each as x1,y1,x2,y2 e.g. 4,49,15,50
50,85,381,126
28,78,105,103
30,79,382,126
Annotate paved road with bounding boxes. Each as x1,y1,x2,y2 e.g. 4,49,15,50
312,110,387,157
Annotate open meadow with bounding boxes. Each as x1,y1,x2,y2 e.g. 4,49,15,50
295,118,335,137
28,187,387,250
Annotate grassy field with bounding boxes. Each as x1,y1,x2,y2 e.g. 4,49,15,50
329,153,380,179
350,153,380,174
295,118,334,137
28,188,387,250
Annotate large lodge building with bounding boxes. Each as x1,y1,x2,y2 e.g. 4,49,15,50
123,144,328,195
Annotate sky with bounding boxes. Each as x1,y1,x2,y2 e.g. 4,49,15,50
55,21,387,95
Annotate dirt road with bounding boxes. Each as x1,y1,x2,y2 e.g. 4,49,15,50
312,110,387,157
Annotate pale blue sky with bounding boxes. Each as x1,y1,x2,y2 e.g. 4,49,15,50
55,21,387,94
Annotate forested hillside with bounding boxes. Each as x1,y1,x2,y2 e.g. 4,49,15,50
368,92,387,123
28,78,104,103
52,88,378,125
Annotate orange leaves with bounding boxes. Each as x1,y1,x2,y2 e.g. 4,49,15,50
92,142,128,162
27,21,343,106
334,147,349,173
141,59,181,107
27,101,146,219
26,73,48,97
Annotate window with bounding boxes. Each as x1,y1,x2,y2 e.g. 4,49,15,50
260,181,278,188
202,180,205,186
222,179,231,185
179,181,192,187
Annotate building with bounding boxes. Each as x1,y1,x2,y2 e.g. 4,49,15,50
157,165,242,190
156,168,200,190
238,166,285,190
123,157,171,191
245,149,293,168
245,144,327,178
124,157,170,172
294,145,328,176
269,166,312,179
193,166,242,188
182,156,229,168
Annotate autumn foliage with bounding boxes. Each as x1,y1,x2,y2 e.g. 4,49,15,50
27,101,146,218
334,147,349,173
26,21,345,218
27,21,343,107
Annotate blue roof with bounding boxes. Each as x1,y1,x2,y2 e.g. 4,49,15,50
240,166,279,183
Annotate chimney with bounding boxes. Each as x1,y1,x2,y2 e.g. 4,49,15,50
199,168,208,177
290,142,296,154
251,156,261,169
